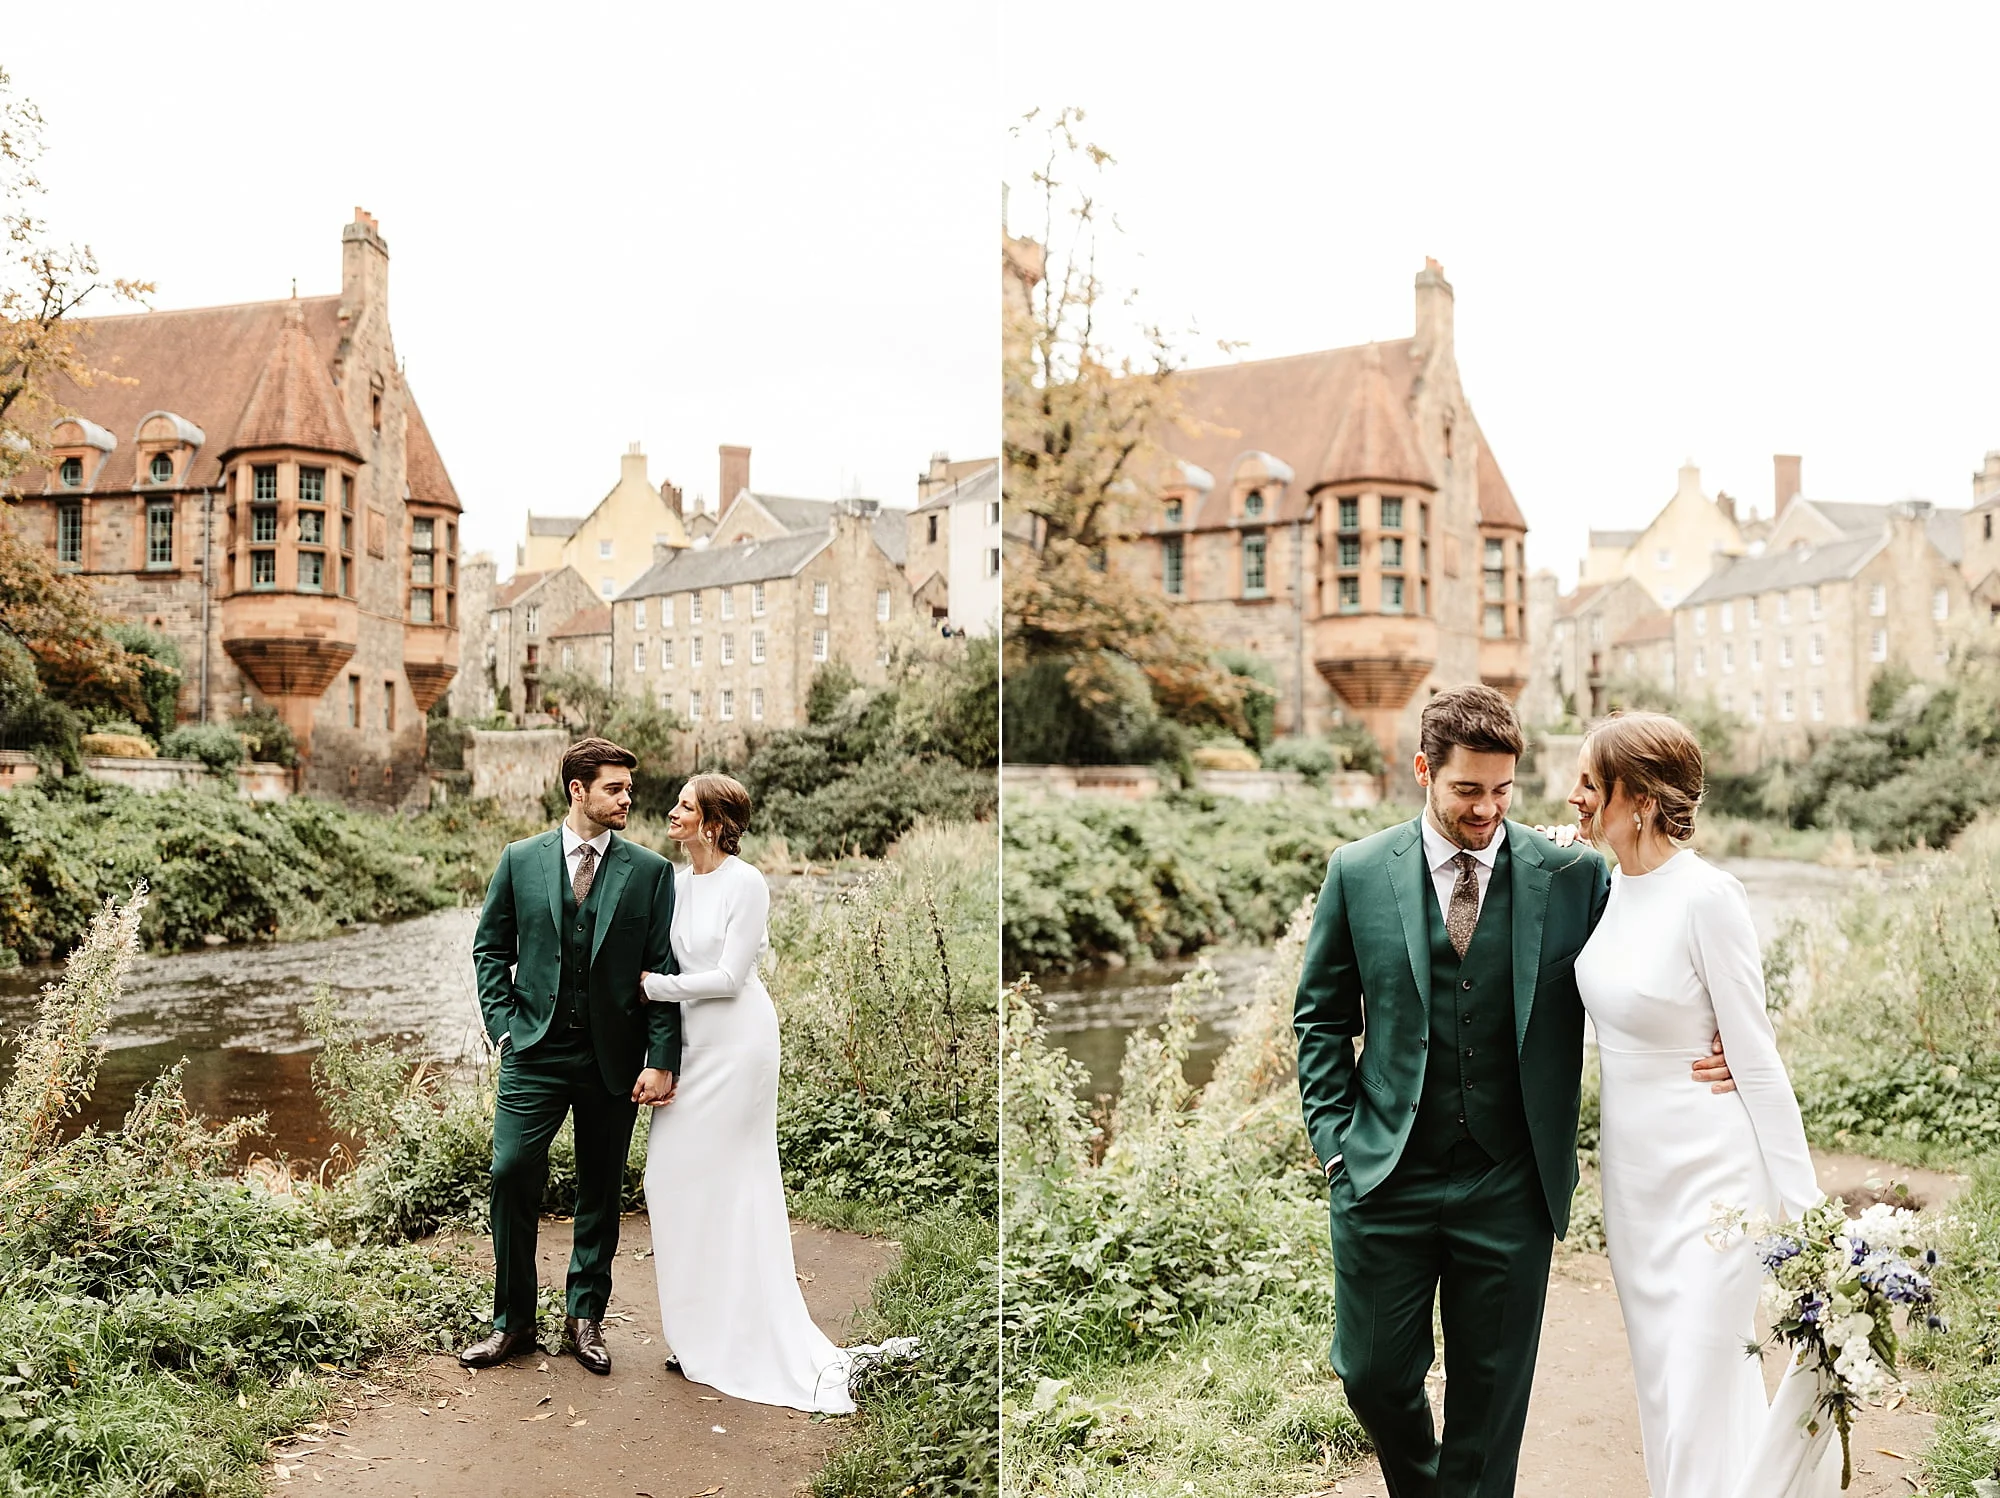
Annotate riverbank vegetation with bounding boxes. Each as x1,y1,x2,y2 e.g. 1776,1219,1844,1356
1748,812,2000,1492
1003,907,1368,1497
1001,791,1405,975
0,889,489,1498
0,779,541,964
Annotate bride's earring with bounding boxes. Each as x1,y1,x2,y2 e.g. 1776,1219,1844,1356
1633,812,1642,834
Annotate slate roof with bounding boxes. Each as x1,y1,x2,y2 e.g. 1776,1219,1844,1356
912,461,999,514
748,493,837,532
1680,535,1887,606
1588,529,1643,549
618,529,832,600
527,514,584,538
873,509,908,566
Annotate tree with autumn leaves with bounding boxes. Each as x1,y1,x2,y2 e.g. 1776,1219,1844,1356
0,66,161,759
1001,108,1248,763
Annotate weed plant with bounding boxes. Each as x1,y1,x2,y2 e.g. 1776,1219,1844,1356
1002,902,1370,1496
0,889,486,1498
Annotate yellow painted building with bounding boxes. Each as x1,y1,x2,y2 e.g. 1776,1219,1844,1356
1580,461,1748,609
518,444,690,601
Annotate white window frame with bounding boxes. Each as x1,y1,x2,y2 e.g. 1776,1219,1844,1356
751,687,765,720
751,583,765,616
1811,688,1825,721
876,588,890,622
691,636,703,668
661,638,674,669
1869,583,1886,617
813,580,829,615
1780,688,1796,721
633,643,645,673
690,593,704,624
720,688,734,721
1934,587,1949,622
662,597,675,627
812,627,829,662
721,588,735,621
599,539,613,559
721,633,735,665
752,630,766,664
1871,628,1888,662
1810,633,1824,664
1694,646,1706,676
1721,603,1734,633
634,600,646,630
1694,608,1707,636
689,690,702,722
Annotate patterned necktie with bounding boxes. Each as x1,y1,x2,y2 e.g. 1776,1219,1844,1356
1446,850,1480,958
573,842,599,903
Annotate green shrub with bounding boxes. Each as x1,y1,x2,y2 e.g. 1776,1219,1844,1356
1001,791,1405,973
230,704,296,767
757,756,996,860
1262,736,1339,781
1002,652,1188,767
106,622,183,737
159,722,245,774
0,783,536,960
1215,651,1278,754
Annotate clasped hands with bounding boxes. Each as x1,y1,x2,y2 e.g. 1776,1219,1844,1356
631,969,677,1107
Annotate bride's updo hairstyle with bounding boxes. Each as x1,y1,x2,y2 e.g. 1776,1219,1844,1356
685,772,752,856
1581,711,1705,844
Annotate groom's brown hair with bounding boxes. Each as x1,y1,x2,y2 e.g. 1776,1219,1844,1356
1418,684,1526,768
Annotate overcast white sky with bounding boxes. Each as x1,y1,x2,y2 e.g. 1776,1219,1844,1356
10,0,994,579
1006,3,2000,587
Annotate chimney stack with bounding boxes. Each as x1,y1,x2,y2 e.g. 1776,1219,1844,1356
1774,454,1802,517
719,444,750,513
661,479,683,518
339,207,390,330
1412,257,1454,369
620,442,648,489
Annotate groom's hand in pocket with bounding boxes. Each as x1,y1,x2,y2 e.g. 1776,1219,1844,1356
1692,1034,1736,1093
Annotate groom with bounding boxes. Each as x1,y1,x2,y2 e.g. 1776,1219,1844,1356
1294,685,1733,1497
460,736,681,1375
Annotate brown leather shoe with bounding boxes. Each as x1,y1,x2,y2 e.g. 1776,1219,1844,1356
565,1316,611,1375
458,1327,536,1368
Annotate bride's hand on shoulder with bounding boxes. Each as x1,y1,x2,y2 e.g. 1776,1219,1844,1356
1533,823,1581,848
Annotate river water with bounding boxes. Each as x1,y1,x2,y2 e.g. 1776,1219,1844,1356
0,906,486,1162
1034,856,1871,1098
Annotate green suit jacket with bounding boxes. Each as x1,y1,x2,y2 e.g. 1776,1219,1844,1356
1294,817,1611,1236
472,829,683,1096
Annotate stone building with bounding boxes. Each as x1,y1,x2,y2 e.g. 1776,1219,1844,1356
517,444,689,601
1965,452,2000,625
487,566,597,719
1675,477,1969,759
1113,260,1531,763
1547,576,1674,719
2,210,459,806
906,457,1000,633
548,605,613,682
1580,461,1750,609
448,551,498,719
609,493,913,758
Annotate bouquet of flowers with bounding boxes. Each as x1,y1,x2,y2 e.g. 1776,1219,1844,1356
1718,1196,1941,1489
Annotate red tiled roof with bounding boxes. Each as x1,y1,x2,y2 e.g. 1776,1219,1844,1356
1476,440,1527,530
224,300,362,461
548,605,611,639
494,570,547,607
403,395,460,512
1312,343,1435,491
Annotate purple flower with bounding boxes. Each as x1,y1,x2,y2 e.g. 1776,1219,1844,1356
1798,1292,1826,1325
1757,1235,1803,1272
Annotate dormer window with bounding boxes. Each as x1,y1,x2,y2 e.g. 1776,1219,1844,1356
1165,498,1183,525
59,457,82,488
149,453,174,485
1243,490,1264,520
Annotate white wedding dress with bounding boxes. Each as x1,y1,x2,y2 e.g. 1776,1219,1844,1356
1575,849,1840,1498
640,855,855,1413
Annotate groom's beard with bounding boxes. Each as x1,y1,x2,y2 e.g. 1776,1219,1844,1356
1426,793,1503,851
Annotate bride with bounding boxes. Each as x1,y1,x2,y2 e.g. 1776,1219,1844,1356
636,772,855,1413
1568,711,1839,1497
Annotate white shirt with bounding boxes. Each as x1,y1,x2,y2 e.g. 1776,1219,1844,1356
1419,813,1506,923
561,824,612,889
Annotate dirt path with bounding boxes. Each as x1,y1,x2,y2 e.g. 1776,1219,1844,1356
265,1215,899,1498
1328,1152,1963,1497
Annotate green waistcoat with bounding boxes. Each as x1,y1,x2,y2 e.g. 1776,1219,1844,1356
1408,840,1530,1162
555,858,606,1034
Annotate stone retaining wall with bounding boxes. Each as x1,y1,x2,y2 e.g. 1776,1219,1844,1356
465,727,568,812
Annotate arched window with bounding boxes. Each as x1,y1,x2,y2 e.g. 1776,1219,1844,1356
150,453,174,485
59,457,82,488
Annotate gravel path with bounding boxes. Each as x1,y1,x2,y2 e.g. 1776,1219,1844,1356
264,1214,899,1498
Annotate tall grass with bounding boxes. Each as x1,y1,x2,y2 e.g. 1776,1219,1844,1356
1002,901,1370,1496
0,889,487,1498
